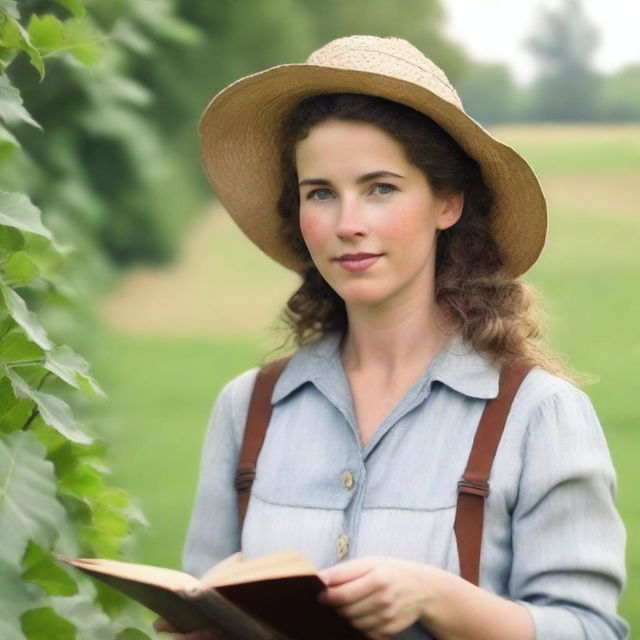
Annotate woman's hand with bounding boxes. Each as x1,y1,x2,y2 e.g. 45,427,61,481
318,558,534,640
153,617,231,640
317,556,435,639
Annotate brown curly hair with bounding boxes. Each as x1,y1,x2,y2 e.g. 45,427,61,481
276,93,570,377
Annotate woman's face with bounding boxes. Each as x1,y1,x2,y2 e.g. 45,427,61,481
296,119,463,313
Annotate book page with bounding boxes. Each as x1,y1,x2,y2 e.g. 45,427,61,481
57,556,201,592
201,552,245,583
202,551,318,588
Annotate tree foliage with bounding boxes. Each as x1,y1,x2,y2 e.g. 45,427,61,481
458,62,518,125
0,2,153,638
525,0,601,121
597,65,640,122
4,0,201,268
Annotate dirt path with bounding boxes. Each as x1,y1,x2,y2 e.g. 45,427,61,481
543,173,639,218
101,204,298,338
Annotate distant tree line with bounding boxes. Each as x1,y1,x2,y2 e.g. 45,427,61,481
458,0,639,125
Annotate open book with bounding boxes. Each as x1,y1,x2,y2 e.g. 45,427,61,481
57,551,367,640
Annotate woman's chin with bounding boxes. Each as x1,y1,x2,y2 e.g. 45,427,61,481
332,283,393,309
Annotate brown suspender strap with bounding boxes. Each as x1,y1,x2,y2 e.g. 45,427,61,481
236,356,291,530
454,361,533,586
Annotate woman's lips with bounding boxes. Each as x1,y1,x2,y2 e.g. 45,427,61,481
335,253,382,273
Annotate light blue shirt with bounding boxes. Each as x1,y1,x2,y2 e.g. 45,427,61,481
183,333,628,639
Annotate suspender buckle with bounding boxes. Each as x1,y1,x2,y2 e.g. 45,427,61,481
235,464,256,491
457,478,490,498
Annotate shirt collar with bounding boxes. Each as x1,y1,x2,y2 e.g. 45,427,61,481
272,331,500,404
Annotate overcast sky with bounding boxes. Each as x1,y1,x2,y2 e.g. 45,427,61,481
442,0,640,84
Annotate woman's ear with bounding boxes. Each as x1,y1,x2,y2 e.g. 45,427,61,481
436,192,464,231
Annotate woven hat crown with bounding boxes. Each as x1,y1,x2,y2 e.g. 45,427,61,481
306,36,463,110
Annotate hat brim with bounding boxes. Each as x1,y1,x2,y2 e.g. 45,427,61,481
199,63,547,278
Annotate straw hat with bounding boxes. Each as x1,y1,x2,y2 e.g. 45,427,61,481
199,35,547,277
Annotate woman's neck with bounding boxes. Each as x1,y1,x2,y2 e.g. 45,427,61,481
341,295,453,381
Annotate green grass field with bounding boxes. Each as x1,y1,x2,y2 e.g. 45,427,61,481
91,125,639,632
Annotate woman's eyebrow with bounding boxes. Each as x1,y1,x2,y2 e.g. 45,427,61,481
298,171,406,188
298,177,331,187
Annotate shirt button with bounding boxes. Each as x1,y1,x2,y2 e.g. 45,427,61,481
341,471,354,489
336,534,349,559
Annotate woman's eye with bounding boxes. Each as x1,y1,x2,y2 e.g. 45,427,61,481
373,183,397,195
308,189,334,201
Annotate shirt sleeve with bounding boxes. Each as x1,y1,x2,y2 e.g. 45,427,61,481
181,368,259,578
509,383,629,639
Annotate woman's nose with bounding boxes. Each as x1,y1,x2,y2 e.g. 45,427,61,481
335,197,367,239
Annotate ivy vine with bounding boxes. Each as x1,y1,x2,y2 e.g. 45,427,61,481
0,2,162,638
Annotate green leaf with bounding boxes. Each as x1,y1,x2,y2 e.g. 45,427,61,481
45,345,105,397
58,462,102,499
0,559,33,639
3,249,40,285
0,326,44,363
0,122,20,147
91,500,129,537
21,606,76,640
0,74,41,128
101,486,129,510
23,233,67,279
0,283,53,350
4,368,92,444
0,13,22,49
6,16,45,78
54,0,86,18
116,629,151,640
42,434,106,481
59,493,91,527
22,541,78,596
82,523,119,558
0,191,53,241
27,14,65,52
0,224,24,253
37,433,74,475
62,18,102,66
0,376,33,434
0,313,12,333
76,372,105,398
48,580,115,640
0,1,19,19
0,399,33,433
0,376,16,412
0,431,65,570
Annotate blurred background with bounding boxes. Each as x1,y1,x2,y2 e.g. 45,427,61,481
5,0,637,631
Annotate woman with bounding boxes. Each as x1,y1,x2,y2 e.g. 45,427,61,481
158,36,628,639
